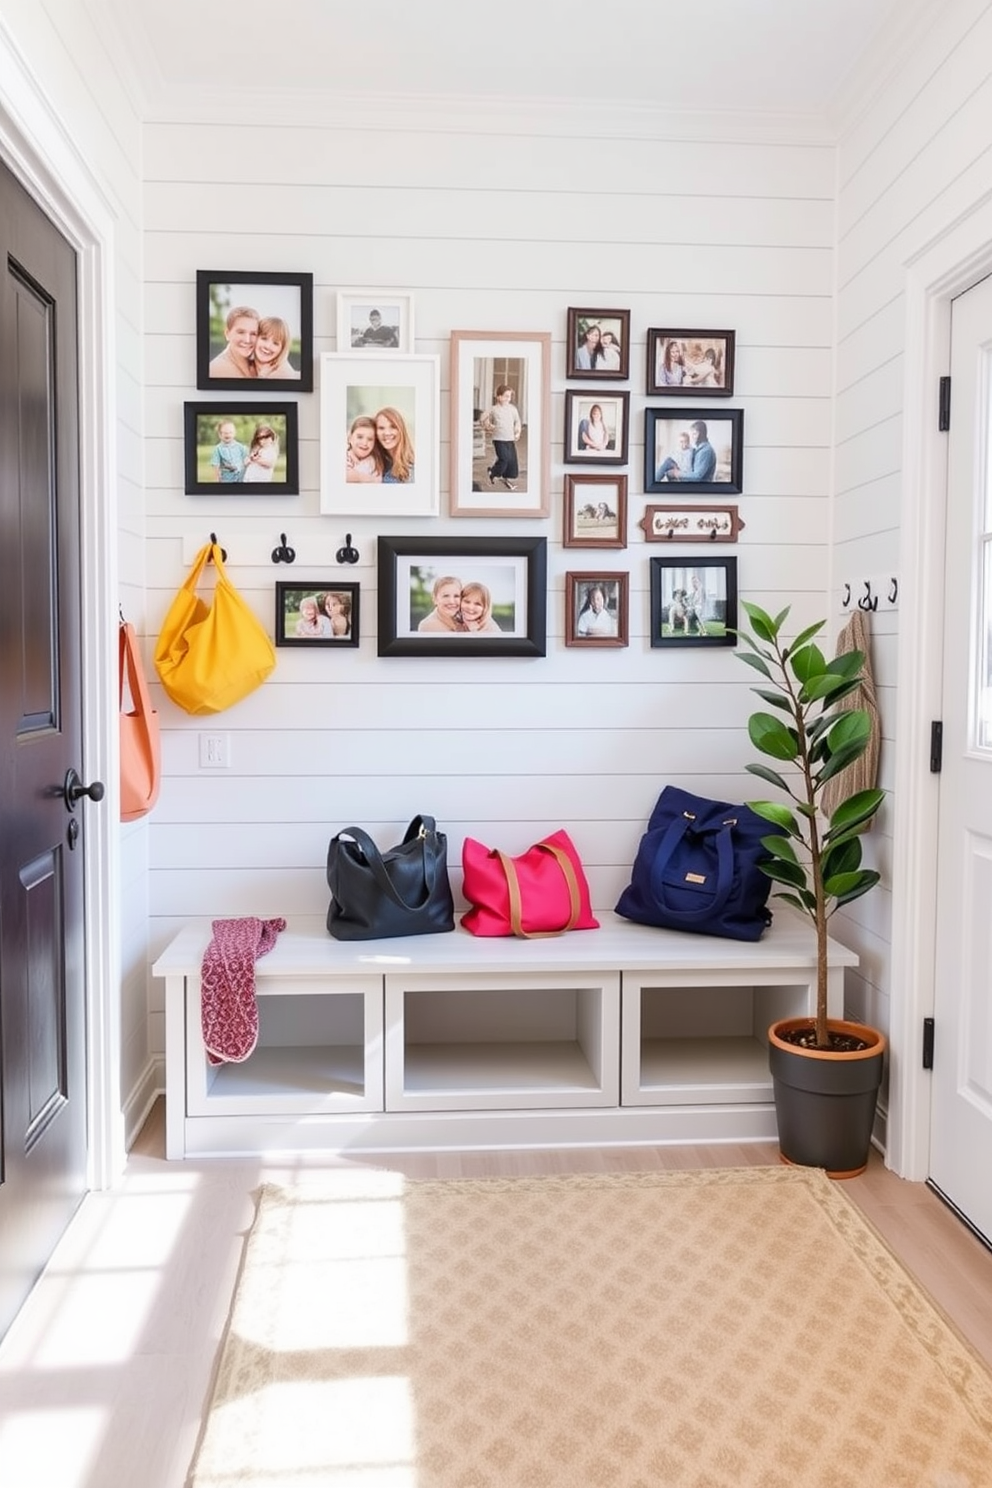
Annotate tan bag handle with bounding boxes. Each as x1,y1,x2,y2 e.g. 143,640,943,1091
120,620,154,721
496,842,581,939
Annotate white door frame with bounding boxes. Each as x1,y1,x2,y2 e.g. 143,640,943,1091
888,198,992,1180
0,29,123,1187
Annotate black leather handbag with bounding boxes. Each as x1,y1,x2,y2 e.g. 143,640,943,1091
326,815,455,940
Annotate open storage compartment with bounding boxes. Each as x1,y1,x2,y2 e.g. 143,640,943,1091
620,974,811,1106
385,971,621,1111
186,973,384,1115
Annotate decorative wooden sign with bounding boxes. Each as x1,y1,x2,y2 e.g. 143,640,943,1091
639,504,745,543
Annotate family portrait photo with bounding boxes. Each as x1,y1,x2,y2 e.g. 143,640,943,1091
565,572,629,648
196,271,313,391
646,328,735,397
649,556,738,648
564,390,630,465
274,582,360,648
377,536,547,657
449,331,550,517
183,403,299,495
644,408,744,495
320,353,440,517
337,289,414,353
563,474,627,549
566,308,631,380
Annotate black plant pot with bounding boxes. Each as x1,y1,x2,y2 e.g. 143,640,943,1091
768,1018,886,1179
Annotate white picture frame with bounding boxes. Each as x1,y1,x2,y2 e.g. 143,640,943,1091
319,352,440,518
336,289,415,353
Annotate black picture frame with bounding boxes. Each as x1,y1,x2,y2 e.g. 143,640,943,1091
183,402,300,495
196,270,314,391
644,407,743,495
564,390,630,465
274,581,360,648
646,328,735,397
377,536,547,658
649,556,738,648
566,307,631,380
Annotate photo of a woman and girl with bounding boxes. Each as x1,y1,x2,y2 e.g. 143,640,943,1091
197,274,312,390
567,308,630,380
345,405,415,484
321,353,440,518
409,567,517,636
647,329,735,397
275,584,360,648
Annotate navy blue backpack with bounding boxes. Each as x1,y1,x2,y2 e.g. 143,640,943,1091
615,787,776,941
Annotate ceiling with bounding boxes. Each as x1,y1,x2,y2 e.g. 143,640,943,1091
100,0,938,132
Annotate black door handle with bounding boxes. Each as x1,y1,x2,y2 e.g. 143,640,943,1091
63,768,106,810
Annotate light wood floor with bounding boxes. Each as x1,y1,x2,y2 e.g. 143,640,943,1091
1,1099,991,1488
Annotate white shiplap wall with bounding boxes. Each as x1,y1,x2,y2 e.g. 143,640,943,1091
140,108,838,1057
832,0,992,1048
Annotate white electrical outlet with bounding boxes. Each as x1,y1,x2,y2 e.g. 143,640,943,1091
199,733,231,768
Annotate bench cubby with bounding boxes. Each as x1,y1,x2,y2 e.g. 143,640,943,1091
153,911,856,1158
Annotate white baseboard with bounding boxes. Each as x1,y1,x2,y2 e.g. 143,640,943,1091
123,1057,165,1150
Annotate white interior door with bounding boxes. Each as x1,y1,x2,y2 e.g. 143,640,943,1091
929,272,992,1243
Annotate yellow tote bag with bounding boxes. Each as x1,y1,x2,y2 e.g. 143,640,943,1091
154,542,275,715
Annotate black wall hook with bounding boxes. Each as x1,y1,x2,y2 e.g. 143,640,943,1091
271,533,296,564
842,582,851,608
888,577,898,605
336,533,360,565
858,579,878,612
208,532,227,562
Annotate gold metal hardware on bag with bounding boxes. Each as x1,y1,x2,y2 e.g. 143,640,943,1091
685,872,707,884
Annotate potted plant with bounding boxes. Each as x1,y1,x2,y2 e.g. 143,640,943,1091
736,600,886,1177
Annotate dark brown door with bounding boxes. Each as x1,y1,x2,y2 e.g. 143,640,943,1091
0,158,92,1340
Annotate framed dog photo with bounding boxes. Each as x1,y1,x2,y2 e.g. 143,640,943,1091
377,535,547,658
564,390,630,465
183,402,300,495
646,328,735,397
449,330,551,517
644,408,743,495
196,270,313,391
565,572,629,648
337,289,415,353
563,474,627,549
649,556,738,648
319,352,440,517
274,582,360,648
566,308,631,380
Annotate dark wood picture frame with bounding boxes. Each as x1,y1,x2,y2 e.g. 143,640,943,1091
644,407,744,495
564,390,630,465
565,572,629,648
649,555,738,648
646,328,735,397
196,270,314,391
274,581,360,648
183,401,300,495
377,536,547,658
566,307,631,380
563,474,627,549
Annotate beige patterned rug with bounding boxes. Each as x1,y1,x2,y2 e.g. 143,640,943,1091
189,1167,992,1488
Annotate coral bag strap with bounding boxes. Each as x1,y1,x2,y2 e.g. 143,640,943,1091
119,620,153,719
496,843,581,939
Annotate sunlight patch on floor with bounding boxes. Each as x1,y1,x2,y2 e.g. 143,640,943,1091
0,1406,107,1488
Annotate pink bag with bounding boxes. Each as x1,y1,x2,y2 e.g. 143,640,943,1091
461,830,599,938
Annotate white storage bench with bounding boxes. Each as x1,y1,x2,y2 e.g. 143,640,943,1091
152,911,857,1159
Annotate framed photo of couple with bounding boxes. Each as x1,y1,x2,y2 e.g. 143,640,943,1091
183,402,300,495
449,331,551,518
319,352,441,517
274,582,360,649
196,271,314,391
377,536,547,658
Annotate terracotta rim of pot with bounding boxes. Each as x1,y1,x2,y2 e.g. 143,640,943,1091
769,1016,887,1062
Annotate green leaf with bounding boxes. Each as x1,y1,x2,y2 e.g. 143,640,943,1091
748,713,799,761
741,601,780,643
822,838,862,880
749,800,801,835
787,620,826,654
751,688,793,712
831,870,880,908
827,788,885,835
762,832,798,861
738,651,774,681
772,889,816,916
763,859,809,889
789,643,826,683
745,762,797,794
817,740,869,783
825,710,872,750
827,650,865,679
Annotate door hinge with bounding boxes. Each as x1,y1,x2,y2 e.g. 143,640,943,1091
923,1017,935,1070
930,720,943,773
938,375,951,431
